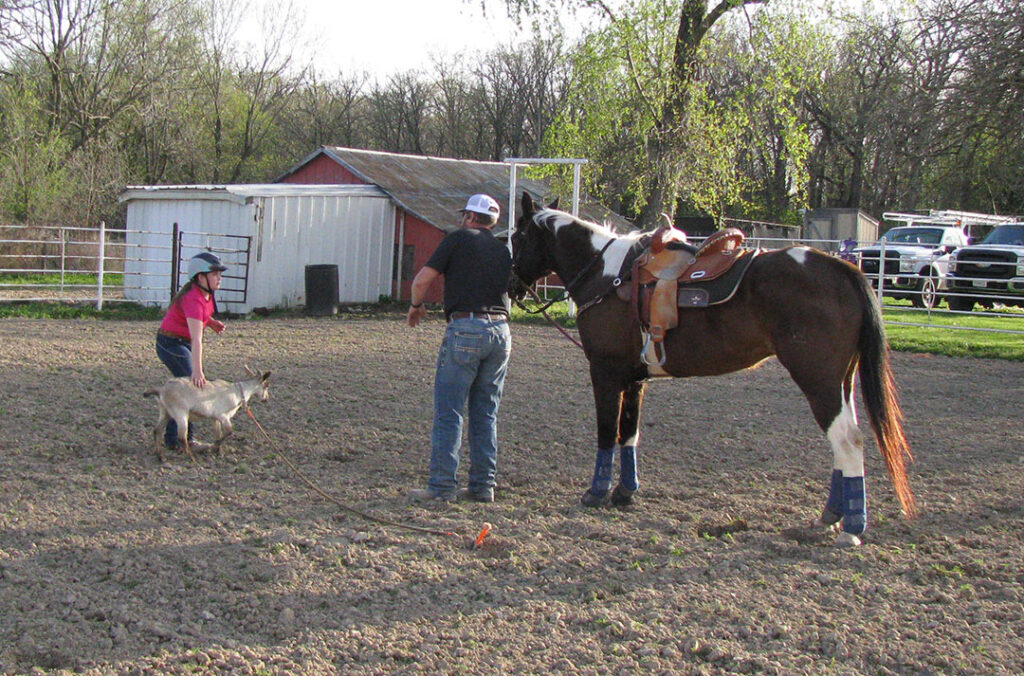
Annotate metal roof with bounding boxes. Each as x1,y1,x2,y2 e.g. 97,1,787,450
119,184,386,204
277,146,634,235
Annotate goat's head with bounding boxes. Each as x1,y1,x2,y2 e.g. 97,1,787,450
244,364,271,403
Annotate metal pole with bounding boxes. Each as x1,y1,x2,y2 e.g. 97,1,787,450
876,238,886,304
506,161,517,254
171,222,180,298
571,162,581,216
59,227,66,292
96,221,106,310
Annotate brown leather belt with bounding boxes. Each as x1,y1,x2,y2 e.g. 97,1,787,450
448,312,507,322
157,328,190,341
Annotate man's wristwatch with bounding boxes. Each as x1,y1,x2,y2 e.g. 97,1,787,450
410,301,423,308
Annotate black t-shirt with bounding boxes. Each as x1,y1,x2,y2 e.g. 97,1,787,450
425,227,512,319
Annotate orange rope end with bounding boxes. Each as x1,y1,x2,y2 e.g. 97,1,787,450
474,522,493,548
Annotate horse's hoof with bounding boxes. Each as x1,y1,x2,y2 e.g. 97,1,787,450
610,484,635,507
580,489,609,508
834,532,862,548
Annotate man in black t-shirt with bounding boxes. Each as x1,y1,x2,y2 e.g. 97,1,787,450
406,194,512,503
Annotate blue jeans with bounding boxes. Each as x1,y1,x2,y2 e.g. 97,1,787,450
155,333,195,447
427,317,511,497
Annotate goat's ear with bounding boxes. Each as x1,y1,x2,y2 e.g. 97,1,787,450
262,371,271,381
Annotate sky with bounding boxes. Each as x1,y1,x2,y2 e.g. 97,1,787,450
244,0,545,79
240,0,878,80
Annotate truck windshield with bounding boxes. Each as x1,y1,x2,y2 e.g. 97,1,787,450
981,225,1024,246
881,227,944,245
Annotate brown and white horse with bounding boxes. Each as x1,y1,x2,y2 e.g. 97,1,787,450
508,193,916,546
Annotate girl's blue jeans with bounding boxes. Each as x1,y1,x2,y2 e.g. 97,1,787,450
155,333,195,447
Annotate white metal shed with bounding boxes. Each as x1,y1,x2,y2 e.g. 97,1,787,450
119,184,396,313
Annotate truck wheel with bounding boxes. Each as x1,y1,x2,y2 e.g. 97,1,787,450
948,295,975,312
912,269,940,309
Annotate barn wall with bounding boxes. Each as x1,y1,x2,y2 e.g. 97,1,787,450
278,154,450,304
397,212,446,303
252,193,395,307
122,187,396,312
280,155,365,184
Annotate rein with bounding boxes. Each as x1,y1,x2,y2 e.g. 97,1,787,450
516,282,585,350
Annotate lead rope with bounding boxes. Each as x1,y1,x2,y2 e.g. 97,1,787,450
245,406,456,537
523,284,585,351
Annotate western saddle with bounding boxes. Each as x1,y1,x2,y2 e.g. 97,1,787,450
620,224,748,362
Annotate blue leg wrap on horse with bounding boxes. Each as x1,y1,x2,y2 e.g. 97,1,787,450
821,469,843,524
619,446,638,492
842,476,867,535
590,447,614,496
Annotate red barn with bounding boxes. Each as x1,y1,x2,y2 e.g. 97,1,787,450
277,146,631,303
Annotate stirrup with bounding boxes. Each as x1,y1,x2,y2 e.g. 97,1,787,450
640,331,666,366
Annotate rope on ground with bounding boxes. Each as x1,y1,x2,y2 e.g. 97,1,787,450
245,407,456,537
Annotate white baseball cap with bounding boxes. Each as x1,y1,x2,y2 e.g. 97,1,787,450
460,194,500,217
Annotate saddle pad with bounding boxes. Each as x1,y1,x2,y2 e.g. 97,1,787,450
677,249,757,307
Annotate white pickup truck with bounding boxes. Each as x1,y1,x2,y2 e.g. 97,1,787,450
854,219,969,309
854,210,1016,309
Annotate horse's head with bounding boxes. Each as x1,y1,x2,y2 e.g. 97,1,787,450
508,191,559,301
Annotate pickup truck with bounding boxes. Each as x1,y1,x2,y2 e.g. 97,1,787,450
946,222,1024,311
854,224,969,309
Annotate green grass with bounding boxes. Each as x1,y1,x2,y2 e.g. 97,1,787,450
0,271,125,286
882,306,1024,361
0,301,163,320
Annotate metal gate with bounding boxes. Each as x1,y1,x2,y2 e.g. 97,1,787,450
171,224,251,305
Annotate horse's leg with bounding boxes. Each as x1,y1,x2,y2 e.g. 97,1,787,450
582,364,627,508
782,350,867,545
611,380,645,507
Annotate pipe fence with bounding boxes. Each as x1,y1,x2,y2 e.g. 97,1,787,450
0,223,249,310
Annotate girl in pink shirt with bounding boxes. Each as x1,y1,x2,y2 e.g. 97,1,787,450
155,252,228,452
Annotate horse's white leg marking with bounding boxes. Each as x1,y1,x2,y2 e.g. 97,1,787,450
786,247,812,265
823,393,868,541
826,395,864,476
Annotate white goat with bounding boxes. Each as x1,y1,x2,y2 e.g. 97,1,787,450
145,366,271,462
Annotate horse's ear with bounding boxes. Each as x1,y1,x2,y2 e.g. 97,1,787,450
547,197,560,210
521,191,536,214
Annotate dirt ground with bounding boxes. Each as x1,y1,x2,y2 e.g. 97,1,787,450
1,313,1022,675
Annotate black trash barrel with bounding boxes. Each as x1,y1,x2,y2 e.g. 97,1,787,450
305,264,339,316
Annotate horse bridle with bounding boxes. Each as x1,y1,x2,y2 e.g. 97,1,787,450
510,227,617,315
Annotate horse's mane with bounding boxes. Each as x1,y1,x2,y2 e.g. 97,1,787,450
535,208,622,239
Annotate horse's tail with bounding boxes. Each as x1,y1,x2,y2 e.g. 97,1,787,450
853,269,917,518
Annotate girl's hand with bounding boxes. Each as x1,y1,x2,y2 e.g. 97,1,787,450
191,371,207,389
210,319,226,334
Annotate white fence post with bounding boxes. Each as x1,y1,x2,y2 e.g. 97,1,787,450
96,221,105,310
